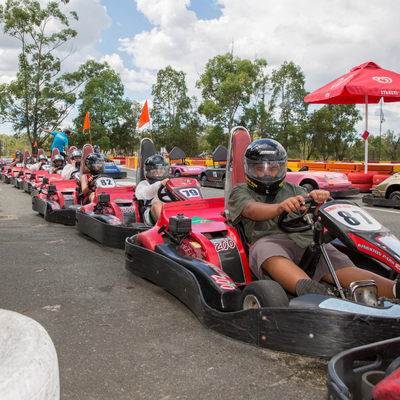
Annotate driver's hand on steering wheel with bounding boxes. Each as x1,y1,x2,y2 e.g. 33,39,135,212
306,189,330,204
277,195,307,215
161,178,169,186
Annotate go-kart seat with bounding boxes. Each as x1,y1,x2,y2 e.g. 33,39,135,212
76,144,94,204
67,146,77,164
135,138,156,221
224,127,251,219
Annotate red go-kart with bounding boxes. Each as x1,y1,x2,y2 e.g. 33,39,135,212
125,126,400,358
75,139,204,248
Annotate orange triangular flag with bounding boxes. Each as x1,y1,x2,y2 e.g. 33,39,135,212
83,112,90,133
138,100,150,128
34,141,37,146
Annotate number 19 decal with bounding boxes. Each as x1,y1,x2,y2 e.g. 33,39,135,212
324,204,381,231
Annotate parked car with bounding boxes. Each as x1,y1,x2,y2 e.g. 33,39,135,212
199,145,227,189
362,173,400,209
168,146,205,178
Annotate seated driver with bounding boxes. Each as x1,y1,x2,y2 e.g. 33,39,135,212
62,149,82,180
135,155,169,225
30,154,49,171
9,150,23,167
80,152,105,204
228,138,400,299
51,154,65,174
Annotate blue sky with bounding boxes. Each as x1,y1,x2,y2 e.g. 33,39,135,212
1,0,400,139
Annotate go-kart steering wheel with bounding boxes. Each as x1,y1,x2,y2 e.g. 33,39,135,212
277,197,319,233
157,183,175,203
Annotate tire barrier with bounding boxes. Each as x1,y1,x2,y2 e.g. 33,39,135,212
373,174,391,185
348,172,377,184
0,309,60,400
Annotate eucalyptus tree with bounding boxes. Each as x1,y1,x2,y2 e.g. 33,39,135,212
0,0,103,153
269,61,308,149
151,66,200,155
196,53,268,137
73,66,135,153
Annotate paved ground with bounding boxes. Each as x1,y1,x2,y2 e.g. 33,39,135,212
1,170,400,399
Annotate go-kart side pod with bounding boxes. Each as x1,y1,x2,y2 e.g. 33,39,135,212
75,209,148,249
327,336,400,400
125,239,400,358
32,186,77,226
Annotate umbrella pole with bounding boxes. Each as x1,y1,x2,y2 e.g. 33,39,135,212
364,95,368,174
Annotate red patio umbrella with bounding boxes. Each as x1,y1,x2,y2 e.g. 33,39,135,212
304,62,400,172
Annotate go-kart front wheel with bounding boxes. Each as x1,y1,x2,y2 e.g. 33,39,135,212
241,281,289,309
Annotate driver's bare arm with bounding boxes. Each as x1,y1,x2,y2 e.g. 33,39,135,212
241,195,306,221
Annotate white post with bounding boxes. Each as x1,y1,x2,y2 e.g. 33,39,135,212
364,95,368,174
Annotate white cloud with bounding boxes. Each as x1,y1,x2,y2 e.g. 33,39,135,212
1,0,400,136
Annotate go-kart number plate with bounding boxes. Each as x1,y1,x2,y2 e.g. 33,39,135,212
179,188,200,198
210,237,246,285
324,204,381,231
95,178,117,188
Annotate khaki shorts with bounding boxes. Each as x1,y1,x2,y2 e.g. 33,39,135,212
249,234,355,283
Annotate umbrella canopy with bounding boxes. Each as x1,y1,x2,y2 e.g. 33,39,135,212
304,62,400,172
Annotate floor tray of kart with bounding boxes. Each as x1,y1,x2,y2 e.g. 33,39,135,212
32,178,78,225
125,127,400,358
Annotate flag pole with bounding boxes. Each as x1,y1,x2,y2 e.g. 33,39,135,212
89,125,92,146
149,119,152,141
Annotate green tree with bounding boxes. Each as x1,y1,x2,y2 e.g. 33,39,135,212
72,66,135,153
325,104,361,161
0,0,104,153
151,66,200,156
382,129,400,161
269,61,308,149
196,53,268,136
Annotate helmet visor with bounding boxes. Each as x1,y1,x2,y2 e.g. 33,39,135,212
145,164,169,180
245,160,287,183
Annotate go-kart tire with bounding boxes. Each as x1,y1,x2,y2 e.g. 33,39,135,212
241,281,289,309
200,175,207,186
174,171,181,178
389,191,400,201
301,183,315,193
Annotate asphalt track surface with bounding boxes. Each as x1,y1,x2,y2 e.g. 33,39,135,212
2,169,400,399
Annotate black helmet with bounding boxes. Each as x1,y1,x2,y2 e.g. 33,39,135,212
38,154,48,162
243,139,287,195
144,155,169,183
52,154,65,168
15,150,22,160
85,153,105,176
70,149,82,160
25,156,35,165
93,145,100,153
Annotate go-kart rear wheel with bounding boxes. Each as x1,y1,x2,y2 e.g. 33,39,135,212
174,171,181,177
241,281,289,309
201,175,207,186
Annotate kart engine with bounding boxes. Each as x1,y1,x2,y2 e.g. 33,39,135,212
178,238,206,260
